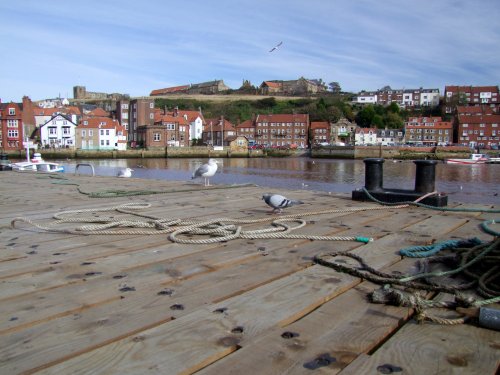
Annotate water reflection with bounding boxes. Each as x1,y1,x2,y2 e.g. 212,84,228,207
58,157,499,204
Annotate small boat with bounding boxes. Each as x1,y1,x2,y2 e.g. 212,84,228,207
445,153,490,165
11,153,65,173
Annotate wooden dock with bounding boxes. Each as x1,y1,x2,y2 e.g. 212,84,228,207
0,171,498,374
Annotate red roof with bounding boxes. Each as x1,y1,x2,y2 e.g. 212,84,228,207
262,81,281,88
255,113,308,123
150,85,190,96
237,119,255,129
88,108,109,117
456,106,495,115
204,117,236,131
445,85,499,94
157,114,189,125
458,114,500,124
310,121,329,130
78,116,124,131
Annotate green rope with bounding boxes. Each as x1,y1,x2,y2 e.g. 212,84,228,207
76,183,257,198
480,219,500,237
361,187,500,213
398,238,498,283
399,237,482,257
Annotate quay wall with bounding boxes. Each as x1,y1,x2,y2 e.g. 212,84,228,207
4,145,481,160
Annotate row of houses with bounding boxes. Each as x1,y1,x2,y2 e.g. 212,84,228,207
354,85,500,111
2,85,499,152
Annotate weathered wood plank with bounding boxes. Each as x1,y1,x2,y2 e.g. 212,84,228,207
337,323,499,375
196,206,496,375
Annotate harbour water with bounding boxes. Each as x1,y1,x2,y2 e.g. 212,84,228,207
57,157,500,205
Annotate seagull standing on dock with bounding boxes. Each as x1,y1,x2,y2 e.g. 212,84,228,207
262,193,304,214
192,159,218,186
269,41,283,52
117,167,133,178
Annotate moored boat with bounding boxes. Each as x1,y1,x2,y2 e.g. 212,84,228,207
445,153,490,165
11,153,64,173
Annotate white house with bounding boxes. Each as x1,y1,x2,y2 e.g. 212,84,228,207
76,116,127,151
355,127,378,145
354,92,377,105
39,114,77,148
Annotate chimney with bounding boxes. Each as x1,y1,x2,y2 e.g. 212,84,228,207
174,106,178,117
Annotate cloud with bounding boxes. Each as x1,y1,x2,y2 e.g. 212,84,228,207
0,0,499,101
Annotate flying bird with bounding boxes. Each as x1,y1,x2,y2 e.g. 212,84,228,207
117,167,133,178
269,41,283,53
192,159,218,186
262,193,304,214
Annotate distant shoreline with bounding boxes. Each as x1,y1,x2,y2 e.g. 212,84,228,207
4,145,487,162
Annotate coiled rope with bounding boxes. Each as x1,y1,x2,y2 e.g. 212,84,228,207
11,202,409,244
314,229,500,325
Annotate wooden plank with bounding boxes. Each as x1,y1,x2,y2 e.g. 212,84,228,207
195,206,496,374
1,171,497,375
337,323,499,375
9,214,468,371
0,207,419,373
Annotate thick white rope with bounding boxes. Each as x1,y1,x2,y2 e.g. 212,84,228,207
11,202,409,244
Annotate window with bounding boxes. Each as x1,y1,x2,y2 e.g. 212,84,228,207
149,103,154,109
154,133,161,141
82,130,86,137
89,130,93,136
7,130,19,137
106,130,110,135
8,108,15,115
7,120,18,127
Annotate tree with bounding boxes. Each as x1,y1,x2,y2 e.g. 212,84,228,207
355,105,376,128
328,82,341,94
384,112,404,129
387,102,400,114
372,114,384,128
238,79,256,94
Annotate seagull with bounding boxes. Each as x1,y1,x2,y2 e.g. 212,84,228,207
117,167,133,178
269,41,283,53
192,159,218,186
262,193,304,214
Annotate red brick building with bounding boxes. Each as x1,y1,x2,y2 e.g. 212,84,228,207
456,106,500,149
0,102,24,151
444,85,500,113
235,119,256,145
202,116,237,146
404,116,453,145
310,121,330,145
137,112,189,149
254,113,309,148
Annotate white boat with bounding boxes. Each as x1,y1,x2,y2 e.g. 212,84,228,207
11,153,65,173
445,153,490,165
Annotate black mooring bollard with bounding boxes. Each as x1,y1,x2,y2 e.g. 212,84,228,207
414,160,437,193
364,158,384,191
352,157,447,207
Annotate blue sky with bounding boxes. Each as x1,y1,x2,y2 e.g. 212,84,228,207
1,0,499,102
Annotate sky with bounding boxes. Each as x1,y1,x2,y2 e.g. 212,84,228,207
1,0,500,102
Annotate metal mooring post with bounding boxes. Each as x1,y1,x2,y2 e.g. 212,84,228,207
364,158,384,192
414,160,437,194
